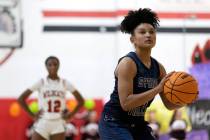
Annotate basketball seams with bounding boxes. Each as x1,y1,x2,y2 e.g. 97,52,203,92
164,84,198,94
168,73,193,86
171,93,186,104
163,72,198,105
164,92,186,104
169,79,196,86
170,72,183,101
165,91,194,104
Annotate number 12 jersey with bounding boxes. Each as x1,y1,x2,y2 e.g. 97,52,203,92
29,78,76,119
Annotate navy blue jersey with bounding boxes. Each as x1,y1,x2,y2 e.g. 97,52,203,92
103,52,160,124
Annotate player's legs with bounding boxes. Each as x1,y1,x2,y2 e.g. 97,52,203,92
31,131,47,140
130,125,156,140
33,119,50,140
50,132,65,140
50,119,66,140
32,119,51,140
99,113,133,140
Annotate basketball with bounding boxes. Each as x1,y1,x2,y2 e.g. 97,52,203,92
163,72,199,105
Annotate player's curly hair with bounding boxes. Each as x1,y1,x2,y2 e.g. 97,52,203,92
120,8,159,34
45,56,60,66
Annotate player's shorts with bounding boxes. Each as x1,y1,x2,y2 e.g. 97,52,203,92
99,112,156,140
33,118,66,140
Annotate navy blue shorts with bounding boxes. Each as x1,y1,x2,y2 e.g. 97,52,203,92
99,113,156,140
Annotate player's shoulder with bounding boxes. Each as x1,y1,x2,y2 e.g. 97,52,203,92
118,57,137,73
60,78,72,85
40,77,49,85
60,78,69,83
59,77,66,84
116,57,137,78
35,78,44,84
119,56,136,68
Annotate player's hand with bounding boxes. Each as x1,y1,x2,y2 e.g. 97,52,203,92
62,109,72,121
157,71,175,93
33,109,43,121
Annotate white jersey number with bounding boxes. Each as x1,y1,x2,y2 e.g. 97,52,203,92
47,100,61,113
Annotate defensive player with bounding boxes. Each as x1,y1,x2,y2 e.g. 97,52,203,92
18,56,84,140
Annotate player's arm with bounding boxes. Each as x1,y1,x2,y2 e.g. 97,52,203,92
68,90,84,119
64,82,84,120
17,89,35,118
18,80,42,120
158,63,183,110
117,57,165,111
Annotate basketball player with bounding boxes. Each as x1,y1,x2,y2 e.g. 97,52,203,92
18,56,84,140
99,8,182,140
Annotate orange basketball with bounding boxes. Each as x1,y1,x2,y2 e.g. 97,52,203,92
163,72,199,105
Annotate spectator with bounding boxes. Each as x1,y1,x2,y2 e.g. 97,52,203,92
169,120,187,140
65,122,78,140
148,110,161,139
81,110,99,140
